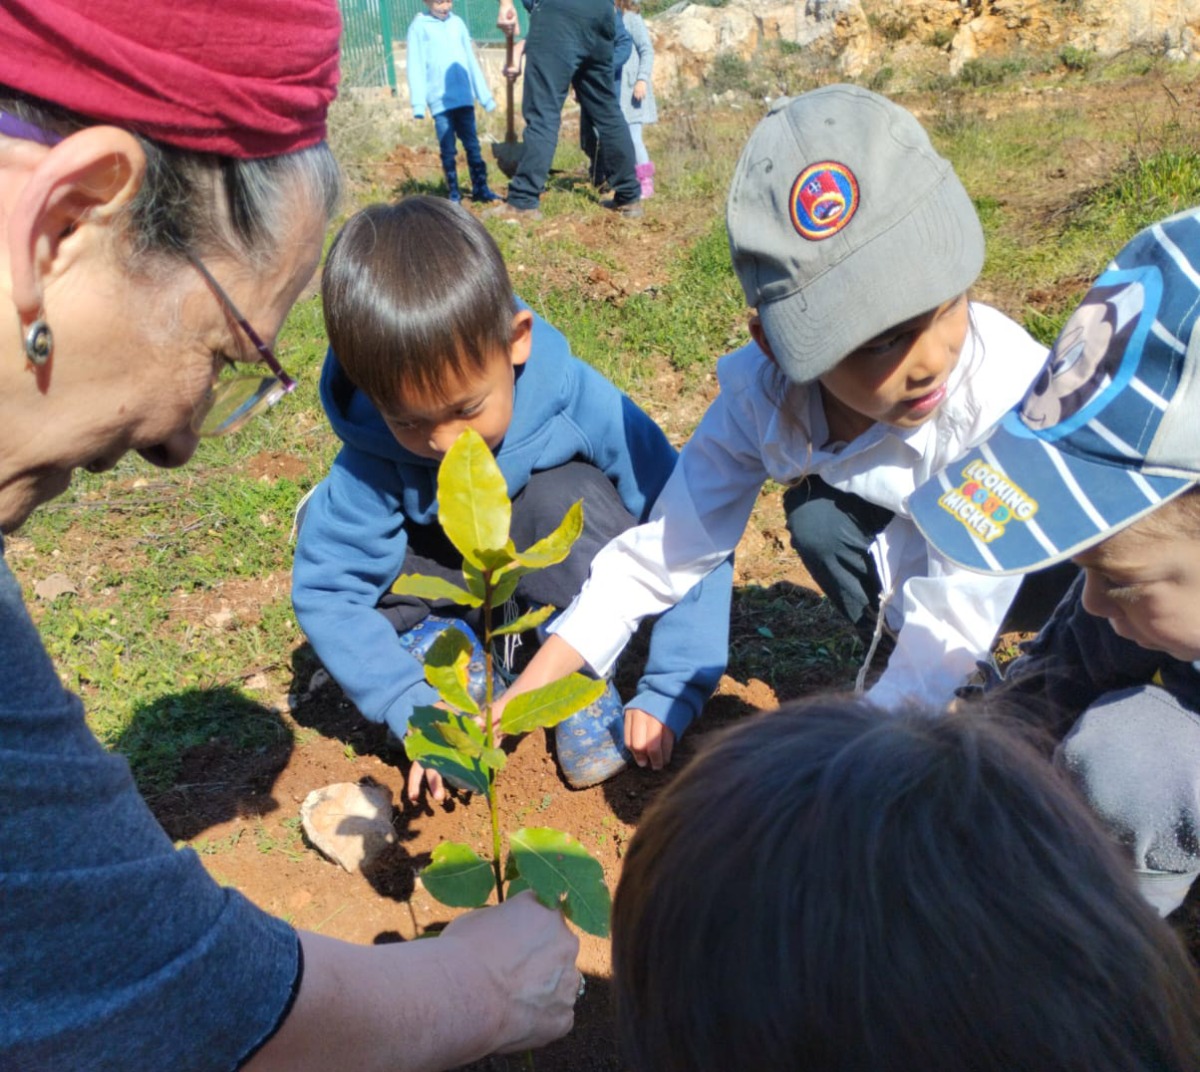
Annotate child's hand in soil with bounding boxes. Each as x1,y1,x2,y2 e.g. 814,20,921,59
406,757,447,805
625,708,675,770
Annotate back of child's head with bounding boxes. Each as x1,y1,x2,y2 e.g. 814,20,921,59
911,205,1200,576
611,697,1200,1072
321,195,516,405
726,85,983,386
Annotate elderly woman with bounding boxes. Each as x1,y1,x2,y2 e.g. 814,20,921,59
0,3,580,1070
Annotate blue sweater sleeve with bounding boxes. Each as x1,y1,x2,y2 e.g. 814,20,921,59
612,7,633,77
406,18,427,116
571,374,731,736
292,449,440,737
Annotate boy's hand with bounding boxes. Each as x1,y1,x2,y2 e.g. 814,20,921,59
407,757,448,805
624,708,675,770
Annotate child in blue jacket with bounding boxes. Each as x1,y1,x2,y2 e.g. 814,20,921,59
293,196,731,799
406,0,500,203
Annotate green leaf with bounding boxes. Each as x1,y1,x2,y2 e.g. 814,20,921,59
462,562,487,601
512,501,584,570
489,564,528,608
438,429,512,567
435,717,485,758
481,746,507,771
390,572,482,608
500,675,608,736
504,854,531,898
507,827,611,937
491,603,555,638
421,842,495,908
404,707,489,795
422,628,481,716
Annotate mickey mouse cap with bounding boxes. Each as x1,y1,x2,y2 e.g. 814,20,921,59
910,207,1200,575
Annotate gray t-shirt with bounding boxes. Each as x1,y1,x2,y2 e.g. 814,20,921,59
0,543,301,1070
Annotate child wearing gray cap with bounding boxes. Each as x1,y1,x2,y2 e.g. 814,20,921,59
498,84,1067,767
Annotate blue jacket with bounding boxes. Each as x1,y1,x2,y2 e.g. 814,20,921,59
292,308,731,740
406,10,496,118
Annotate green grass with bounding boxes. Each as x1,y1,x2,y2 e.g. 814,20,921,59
531,215,745,389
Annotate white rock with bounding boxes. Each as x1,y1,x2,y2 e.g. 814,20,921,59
300,782,396,873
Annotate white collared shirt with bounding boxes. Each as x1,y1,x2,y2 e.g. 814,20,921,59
551,302,1049,710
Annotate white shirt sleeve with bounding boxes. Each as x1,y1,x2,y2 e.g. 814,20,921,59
550,387,770,676
866,536,1021,710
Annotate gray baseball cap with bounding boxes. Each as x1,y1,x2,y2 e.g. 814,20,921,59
726,85,985,384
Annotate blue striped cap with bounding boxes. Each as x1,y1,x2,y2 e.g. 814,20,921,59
911,208,1200,575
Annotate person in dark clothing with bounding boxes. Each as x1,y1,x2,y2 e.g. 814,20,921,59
491,0,641,218
578,0,631,189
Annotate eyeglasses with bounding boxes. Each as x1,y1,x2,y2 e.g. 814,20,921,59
0,109,297,438
185,253,297,436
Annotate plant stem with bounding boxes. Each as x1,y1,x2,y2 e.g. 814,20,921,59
482,571,505,902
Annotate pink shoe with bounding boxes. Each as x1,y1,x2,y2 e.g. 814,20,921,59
636,161,655,199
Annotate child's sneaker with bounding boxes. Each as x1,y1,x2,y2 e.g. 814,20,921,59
472,186,502,203
554,679,632,789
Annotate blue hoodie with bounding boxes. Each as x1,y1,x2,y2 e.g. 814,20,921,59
292,308,732,740
406,10,496,119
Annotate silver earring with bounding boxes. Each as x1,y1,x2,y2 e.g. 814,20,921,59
23,319,53,367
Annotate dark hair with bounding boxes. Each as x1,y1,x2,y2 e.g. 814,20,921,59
320,196,516,405
0,86,342,270
612,696,1200,1072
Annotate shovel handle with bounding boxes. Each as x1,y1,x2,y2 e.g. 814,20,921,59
504,30,516,141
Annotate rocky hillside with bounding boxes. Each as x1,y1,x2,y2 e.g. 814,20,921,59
650,0,1200,91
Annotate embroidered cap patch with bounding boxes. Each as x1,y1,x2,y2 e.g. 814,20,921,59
790,162,859,240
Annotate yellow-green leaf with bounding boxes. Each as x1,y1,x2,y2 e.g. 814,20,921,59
438,429,511,567
500,674,608,737
391,572,482,607
491,603,555,638
422,628,481,717
507,827,611,937
512,500,584,570
422,842,495,908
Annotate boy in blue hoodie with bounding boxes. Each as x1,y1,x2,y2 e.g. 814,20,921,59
293,196,731,799
406,0,500,204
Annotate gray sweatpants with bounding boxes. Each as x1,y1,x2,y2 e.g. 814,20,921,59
1059,684,1200,915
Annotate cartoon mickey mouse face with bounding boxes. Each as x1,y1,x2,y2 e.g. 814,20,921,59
1022,281,1141,432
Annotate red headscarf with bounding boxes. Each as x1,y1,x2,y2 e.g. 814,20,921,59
0,0,341,159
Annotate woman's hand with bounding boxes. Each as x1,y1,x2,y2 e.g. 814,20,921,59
632,78,647,102
496,0,518,34
441,890,582,1052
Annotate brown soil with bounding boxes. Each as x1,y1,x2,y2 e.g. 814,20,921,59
22,72,1200,1071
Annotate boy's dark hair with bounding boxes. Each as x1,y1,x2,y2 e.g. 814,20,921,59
321,195,516,404
612,696,1200,1072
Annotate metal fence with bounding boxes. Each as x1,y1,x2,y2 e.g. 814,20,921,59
340,0,529,92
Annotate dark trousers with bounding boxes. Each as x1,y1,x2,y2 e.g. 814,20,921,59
433,105,490,191
782,475,1079,644
578,78,621,186
378,461,635,634
506,0,639,209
